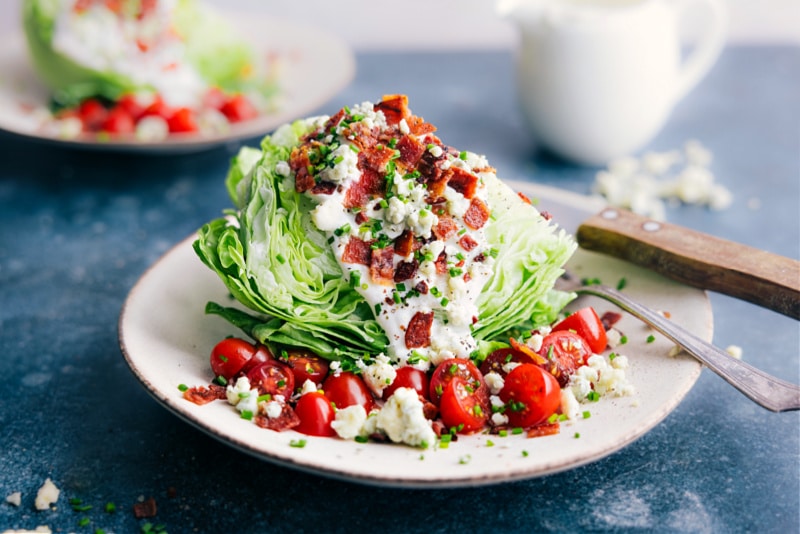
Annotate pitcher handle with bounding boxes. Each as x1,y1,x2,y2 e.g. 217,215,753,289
674,0,728,101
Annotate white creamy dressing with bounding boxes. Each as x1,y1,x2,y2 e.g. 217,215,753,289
51,0,206,107
288,103,498,370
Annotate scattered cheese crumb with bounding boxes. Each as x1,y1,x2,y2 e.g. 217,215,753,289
34,479,59,511
593,140,732,220
5,492,21,507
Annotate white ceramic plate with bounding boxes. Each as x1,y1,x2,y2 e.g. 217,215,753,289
0,15,354,152
119,182,710,488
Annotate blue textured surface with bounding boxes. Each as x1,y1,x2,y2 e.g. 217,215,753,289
0,46,798,533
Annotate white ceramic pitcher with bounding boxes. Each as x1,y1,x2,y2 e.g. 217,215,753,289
499,0,727,165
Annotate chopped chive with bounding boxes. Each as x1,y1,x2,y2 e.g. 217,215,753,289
646,334,656,343
486,440,495,447
574,432,581,439
587,391,601,402
290,439,307,448
620,335,629,345
617,277,628,290
582,410,592,419
349,144,360,153
240,410,254,420
104,502,116,514
522,450,529,457
178,384,188,392
498,430,508,437
512,427,523,435
276,253,286,264
440,297,449,307
355,435,369,443
459,151,467,160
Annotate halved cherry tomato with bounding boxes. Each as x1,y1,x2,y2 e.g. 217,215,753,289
282,350,330,388
322,372,375,413
141,95,174,121
480,345,542,377
239,344,274,375
210,338,257,380
116,94,146,121
246,360,294,398
552,307,608,354
78,98,107,132
383,366,429,401
499,363,561,428
220,94,258,123
293,391,336,437
202,87,228,111
102,105,135,134
538,330,592,387
166,107,198,133
439,376,489,434
429,358,487,406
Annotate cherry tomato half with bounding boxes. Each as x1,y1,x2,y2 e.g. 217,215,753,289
283,350,330,388
429,358,487,406
246,360,295,398
78,98,108,132
538,331,592,387
499,363,561,428
210,338,257,380
293,392,336,437
480,344,543,378
220,94,259,123
439,376,489,434
102,105,135,134
239,344,274,375
322,372,375,413
116,94,146,121
552,307,608,354
383,366,430,401
167,107,198,133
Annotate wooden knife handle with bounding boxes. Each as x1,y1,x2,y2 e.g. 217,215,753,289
576,208,800,319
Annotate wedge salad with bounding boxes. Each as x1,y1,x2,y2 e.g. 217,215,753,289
185,95,635,448
22,0,279,139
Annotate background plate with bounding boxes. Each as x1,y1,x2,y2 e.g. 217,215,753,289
118,182,709,488
0,14,354,152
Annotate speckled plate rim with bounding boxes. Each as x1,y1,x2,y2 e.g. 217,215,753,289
0,14,354,153
118,182,710,488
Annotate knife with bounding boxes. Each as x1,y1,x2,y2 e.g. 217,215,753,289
576,207,800,320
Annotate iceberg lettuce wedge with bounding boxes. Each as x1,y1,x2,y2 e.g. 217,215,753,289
195,111,576,364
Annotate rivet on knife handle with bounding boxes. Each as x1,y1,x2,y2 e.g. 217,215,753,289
576,208,800,320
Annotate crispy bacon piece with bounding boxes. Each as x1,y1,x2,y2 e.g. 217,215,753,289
540,210,553,221
342,237,372,265
527,422,561,438
322,108,346,135
414,280,429,294
463,197,490,230
422,399,438,420
310,181,336,195
345,121,379,152
417,149,443,182
405,311,434,349
133,497,157,519
432,215,457,242
344,168,385,209
394,260,419,282
289,146,315,193
445,167,479,199
374,94,410,126
393,229,415,257
517,191,532,205
406,115,436,135
183,384,226,405
255,404,301,431
434,251,448,275
361,144,395,173
458,234,478,251
370,246,395,284
396,135,426,168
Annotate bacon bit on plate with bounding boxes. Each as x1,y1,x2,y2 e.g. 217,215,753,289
445,167,479,199
369,246,395,284
394,260,419,282
133,497,158,519
183,384,226,405
374,94,410,125
342,237,373,265
255,405,301,431
600,311,623,330
527,422,560,438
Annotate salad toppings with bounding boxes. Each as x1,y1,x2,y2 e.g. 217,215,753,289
188,96,638,448
22,0,278,139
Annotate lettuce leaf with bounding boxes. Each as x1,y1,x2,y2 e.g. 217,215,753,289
194,119,576,362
